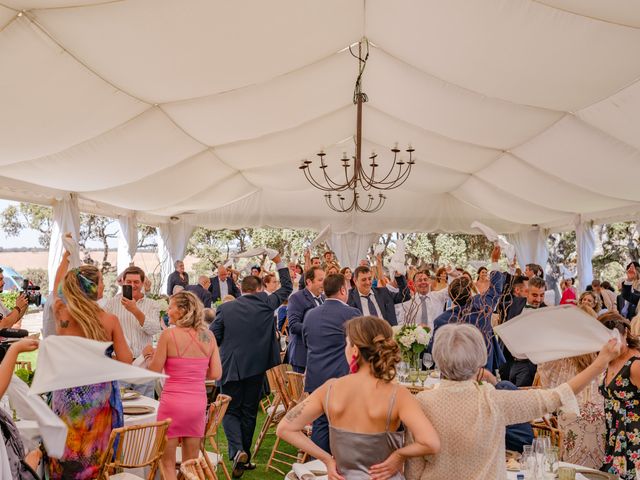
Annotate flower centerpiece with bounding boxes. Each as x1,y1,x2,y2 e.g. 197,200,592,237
393,324,431,370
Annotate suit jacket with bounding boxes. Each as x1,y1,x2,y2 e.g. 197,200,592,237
347,274,409,326
621,282,639,319
303,299,361,392
167,271,189,296
428,270,505,372
211,266,292,384
209,276,241,301
184,284,213,308
287,288,324,367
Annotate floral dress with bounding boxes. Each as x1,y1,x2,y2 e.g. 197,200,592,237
600,356,640,480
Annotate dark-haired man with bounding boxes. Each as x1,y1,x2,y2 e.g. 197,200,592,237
287,266,325,373
303,273,361,452
211,254,291,477
347,264,409,325
428,246,505,372
0,267,28,329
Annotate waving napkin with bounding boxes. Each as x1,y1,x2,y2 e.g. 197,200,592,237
30,336,166,395
470,221,516,262
231,247,278,260
7,375,68,457
310,225,331,250
494,305,615,364
388,239,407,275
62,234,82,269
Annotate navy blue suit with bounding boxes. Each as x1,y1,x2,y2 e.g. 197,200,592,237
211,266,292,462
303,298,361,453
287,288,324,370
209,276,240,301
347,274,409,326
184,284,213,308
428,270,505,372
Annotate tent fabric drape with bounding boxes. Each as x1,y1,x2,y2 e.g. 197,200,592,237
47,194,81,292
157,220,195,293
116,213,138,274
576,220,597,290
329,232,380,270
507,228,549,272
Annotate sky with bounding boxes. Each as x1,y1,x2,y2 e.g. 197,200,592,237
0,199,121,249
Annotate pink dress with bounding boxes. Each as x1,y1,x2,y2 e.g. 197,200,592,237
157,329,211,438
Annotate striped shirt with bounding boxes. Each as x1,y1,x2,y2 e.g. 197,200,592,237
103,294,161,358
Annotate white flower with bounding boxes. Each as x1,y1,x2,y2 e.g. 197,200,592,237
392,325,402,335
399,335,415,349
415,327,430,345
156,299,169,311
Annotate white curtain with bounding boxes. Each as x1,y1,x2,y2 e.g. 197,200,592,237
157,220,195,293
47,194,81,293
507,228,549,271
116,214,138,274
576,220,596,291
329,232,380,270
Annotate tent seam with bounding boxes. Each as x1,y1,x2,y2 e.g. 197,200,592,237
531,0,640,30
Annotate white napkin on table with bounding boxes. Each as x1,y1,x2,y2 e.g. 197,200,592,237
231,248,279,260
29,336,166,395
470,221,516,262
291,463,316,480
494,305,617,364
7,375,68,457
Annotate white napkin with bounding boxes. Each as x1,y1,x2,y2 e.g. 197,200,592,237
494,305,616,364
292,463,316,480
373,244,385,255
470,221,516,262
231,247,279,260
223,258,234,268
7,375,68,457
310,225,331,249
30,336,166,395
61,234,82,269
388,239,407,276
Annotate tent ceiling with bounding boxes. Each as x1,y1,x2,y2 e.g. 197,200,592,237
1,0,640,234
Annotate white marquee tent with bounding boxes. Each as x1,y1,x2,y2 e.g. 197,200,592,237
1,0,640,286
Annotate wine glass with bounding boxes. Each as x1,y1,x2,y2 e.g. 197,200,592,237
423,353,434,371
542,447,559,479
396,362,409,384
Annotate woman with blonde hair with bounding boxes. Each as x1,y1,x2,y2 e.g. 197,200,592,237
145,291,222,479
536,304,605,468
50,243,133,479
277,316,440,479
579,290,601,313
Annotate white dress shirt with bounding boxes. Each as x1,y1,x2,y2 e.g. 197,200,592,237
219,277,229,298
395,288,449,330
103,294,161,358
357,289,383,319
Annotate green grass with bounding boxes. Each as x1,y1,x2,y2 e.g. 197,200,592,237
17,350,38,369
210,408,299,480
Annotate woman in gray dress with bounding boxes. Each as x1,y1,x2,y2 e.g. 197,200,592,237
277,315,440,480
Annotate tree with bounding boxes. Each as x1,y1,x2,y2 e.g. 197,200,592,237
0,203,53,248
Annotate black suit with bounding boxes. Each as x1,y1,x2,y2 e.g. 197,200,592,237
184,284,213,308
500,297,546,386
211,265,292,462
167,271,189,296
209,276,241,301
621,282,640,320
347,274,409,326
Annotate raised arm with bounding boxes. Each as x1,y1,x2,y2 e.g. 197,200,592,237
266,255,293,311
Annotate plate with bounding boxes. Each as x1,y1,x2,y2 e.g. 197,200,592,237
121,391,141,401
123,405,155,415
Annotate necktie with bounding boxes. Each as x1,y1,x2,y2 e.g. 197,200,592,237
314,296,323,306
366,294,379,318
420,295,429,324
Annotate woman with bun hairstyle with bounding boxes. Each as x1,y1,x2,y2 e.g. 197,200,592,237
277,316,440,480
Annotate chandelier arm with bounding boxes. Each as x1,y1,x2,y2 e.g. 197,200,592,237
320,168,352,191
303,168,344,192
372,164,414,190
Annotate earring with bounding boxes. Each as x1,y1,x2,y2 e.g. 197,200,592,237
349,354,359,374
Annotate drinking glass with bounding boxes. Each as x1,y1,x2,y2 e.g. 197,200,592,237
542,447,559,479
522,445,533,456
407,369,419,386
423,353,434,371
417,370,429,386
396,362,409,383
521,452,537,479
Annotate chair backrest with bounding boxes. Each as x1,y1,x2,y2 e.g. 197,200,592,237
285,372,305,404
531,422,563,455
97,419,171,479
14,361,32,372
205,394,231,438
181,456,216,480
267,364,294,409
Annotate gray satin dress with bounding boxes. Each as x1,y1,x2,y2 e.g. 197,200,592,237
325,383,405,480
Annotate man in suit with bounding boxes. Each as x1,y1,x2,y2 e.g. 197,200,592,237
184,275,213,308
303,273,361,453
428,246,505,373
347,265,409,326
298,251,322,290
501,275,547,387
209,265,240,301
211,254,291,477
287,266,325,373
395,269,449,330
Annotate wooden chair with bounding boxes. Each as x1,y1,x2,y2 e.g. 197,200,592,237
253,364,292,457
285,372,305,404
96,419,171,480
180,456,215,480
531,421,564,457
14,360,32,372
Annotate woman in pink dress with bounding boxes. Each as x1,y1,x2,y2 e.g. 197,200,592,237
560,278,577,305
145,291,222,480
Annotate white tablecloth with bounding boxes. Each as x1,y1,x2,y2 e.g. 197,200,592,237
506,461,596,479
